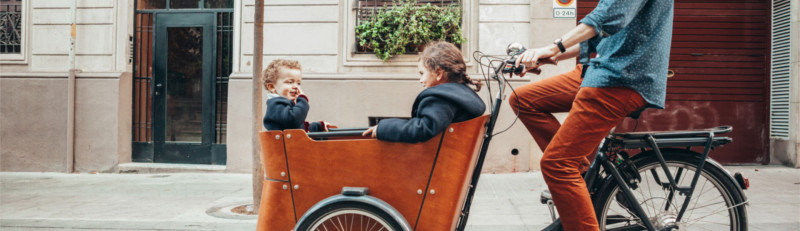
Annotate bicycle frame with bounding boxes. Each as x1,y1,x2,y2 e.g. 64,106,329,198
454,63,508,231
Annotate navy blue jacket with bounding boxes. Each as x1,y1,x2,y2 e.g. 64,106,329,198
263,95,324,132
376,83,485,143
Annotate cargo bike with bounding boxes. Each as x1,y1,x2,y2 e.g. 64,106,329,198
256,45,749,231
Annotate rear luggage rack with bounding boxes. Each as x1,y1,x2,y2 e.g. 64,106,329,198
613,126,733,149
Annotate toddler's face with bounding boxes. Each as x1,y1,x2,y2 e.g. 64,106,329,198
418,60,442,89
270,68,303,101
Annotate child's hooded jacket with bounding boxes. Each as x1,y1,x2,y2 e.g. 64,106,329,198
376,82,485,143
263,94,325,132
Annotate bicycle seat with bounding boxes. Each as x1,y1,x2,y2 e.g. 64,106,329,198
615,126,733,139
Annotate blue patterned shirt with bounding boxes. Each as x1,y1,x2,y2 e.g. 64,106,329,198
578,0,673,109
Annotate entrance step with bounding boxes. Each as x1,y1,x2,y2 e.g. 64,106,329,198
118,162,226,174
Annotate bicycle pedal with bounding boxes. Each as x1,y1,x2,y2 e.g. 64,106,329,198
539,189,552,204
540,189,558,222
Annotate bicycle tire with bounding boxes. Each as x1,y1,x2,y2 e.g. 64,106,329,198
594,148,748,231
295,201,404,231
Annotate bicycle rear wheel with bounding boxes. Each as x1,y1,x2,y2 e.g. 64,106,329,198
594,149,747,231
295,202,403,231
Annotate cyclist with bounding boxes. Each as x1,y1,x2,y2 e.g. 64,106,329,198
509,0,674,230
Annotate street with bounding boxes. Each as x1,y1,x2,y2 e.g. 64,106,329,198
1,166,798,230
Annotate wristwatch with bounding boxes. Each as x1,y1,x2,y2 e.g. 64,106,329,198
553,38,566,53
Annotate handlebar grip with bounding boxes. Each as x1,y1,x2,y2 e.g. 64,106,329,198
536,58,557,65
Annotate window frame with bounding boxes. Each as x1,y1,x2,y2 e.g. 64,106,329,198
341,0,476,67
0,0,28,63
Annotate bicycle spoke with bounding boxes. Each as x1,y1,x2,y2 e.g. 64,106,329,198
348,214,354,231
684,177,709,222
337,216,344,231
644,171,656,216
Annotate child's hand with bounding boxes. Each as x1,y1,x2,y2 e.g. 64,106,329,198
323,122,338,132
362,126,377,138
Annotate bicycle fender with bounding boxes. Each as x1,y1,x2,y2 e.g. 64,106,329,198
294,192,412,231
703,157,748,202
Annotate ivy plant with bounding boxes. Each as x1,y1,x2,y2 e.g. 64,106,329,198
356,0,466,62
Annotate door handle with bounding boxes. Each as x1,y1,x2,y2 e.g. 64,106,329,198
667,69,675,78
155,83,162,95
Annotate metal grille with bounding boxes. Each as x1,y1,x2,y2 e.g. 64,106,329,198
770,0,792,139
0,0,21,54
215,12,232,144
354,0,460,53
133,12,154,142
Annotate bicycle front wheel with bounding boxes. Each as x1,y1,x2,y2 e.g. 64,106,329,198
295,202,403,231
594,149,747,231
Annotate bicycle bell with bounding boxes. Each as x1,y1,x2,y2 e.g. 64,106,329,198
506,42,526,56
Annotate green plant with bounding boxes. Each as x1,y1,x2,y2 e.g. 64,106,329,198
356,0,466,62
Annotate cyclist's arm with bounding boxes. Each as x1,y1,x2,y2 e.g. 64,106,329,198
554,45,580,62
554,23,596,54
517,24,594,68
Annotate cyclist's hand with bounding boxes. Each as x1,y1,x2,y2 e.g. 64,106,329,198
362,126,377,138
515,47,559,71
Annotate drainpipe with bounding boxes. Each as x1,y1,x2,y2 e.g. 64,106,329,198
67,0,79,172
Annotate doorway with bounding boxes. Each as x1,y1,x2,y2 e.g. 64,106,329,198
133,4,232,165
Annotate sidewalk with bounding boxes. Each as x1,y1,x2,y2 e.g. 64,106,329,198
1,166,798,230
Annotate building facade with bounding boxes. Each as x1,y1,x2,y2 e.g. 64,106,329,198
1,0,798,173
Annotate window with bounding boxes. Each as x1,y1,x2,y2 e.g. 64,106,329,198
0,0,25,62
354,0,461,54
345,0,474,66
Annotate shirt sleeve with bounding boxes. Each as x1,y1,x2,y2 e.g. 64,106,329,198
579,0,649,37
375,97,456,143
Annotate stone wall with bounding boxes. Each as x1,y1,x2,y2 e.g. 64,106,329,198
0,0,131,172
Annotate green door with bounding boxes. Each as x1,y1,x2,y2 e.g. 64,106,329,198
152,13,221,164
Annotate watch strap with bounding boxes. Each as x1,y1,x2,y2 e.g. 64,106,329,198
554,38,566,53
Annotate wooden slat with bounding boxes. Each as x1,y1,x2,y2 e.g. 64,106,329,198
667,81,765,88
673,28,767,36
671,42,765,49
671,67,764,75
672,35,764,43
666,94,764,102
674,16,767,23
668,75,765,82
667,88,764,95
675,9,768,16
673,22,767,29
675,0,768,3
670,54,766,62
669,61,764,68
674,3,768,9
671,48,765,56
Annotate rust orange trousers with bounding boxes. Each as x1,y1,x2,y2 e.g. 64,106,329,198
509,65,647,231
